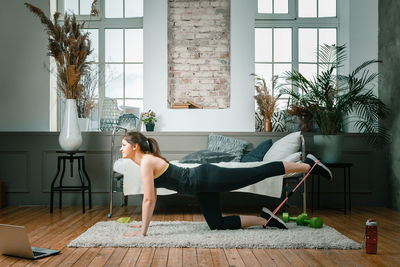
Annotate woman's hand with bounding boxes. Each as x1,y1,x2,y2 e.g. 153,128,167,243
129,224,141,228
124,230,146,237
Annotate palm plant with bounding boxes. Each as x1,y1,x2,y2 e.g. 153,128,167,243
282,44,390,147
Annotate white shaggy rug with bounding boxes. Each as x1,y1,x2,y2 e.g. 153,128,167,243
68,221,361,249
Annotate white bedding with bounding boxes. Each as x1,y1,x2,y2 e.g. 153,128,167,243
119,159,284,198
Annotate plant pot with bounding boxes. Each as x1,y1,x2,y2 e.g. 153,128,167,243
79,118,90,131
59,99,82,151
264,117,272,132
313,135,344,163
145,123,155,132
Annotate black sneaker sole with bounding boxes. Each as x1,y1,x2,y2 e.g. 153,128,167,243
260,207,288,230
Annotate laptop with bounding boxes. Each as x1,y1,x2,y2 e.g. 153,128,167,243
0,224,60,259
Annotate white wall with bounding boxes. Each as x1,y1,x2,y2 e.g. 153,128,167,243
0,0,50,131
0,0,378,132
144,0,255,132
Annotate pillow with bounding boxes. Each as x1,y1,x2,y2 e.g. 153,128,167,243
282,152,302,162
263,131,301,162
208,133,248,162
241,139,273,162
179,149,236,164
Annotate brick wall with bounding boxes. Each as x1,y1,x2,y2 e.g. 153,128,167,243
168,0,230,109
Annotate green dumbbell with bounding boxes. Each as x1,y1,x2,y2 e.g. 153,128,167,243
282,212,309,226
282,212,324,228
304,216,324,228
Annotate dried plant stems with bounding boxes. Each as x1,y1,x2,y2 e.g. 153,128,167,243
25,3,92,100
251,73,279,130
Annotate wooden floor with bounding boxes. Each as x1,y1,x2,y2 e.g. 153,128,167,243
0,205,399,266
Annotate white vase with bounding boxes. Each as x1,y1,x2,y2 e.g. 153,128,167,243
313,135,344,163
59,99,82,151
79,118,90,131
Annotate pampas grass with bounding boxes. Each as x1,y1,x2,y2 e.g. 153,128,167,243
25,2,94,100
251,73,280,131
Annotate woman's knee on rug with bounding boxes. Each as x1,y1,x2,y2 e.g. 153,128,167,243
205,215,242,230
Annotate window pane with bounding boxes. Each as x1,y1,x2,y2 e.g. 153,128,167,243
106,0,123,18
85,29,98,62
255,63,272,91
255,28,272,62
125,99,143,113
298,0,317,17
319,0,336,17
125,29,143,62
299,64,317,82
274,63,291,94
125,64,143,98
80,0,92,15
105,29,123,62
274,28,291,62
126,0,143,17
105,64,123,98
319,28,336,48
258,0,272,13
274,0,288,14
299,29,317,62
65,0,78,14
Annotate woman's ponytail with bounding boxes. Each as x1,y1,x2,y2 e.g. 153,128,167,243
124,132,169,163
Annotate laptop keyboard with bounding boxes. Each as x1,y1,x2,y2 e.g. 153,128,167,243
33,251,46,257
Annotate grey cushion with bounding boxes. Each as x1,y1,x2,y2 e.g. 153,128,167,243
208,133,248,162
241,139,273,162
179,150,236,164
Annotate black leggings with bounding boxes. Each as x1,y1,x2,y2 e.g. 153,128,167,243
194,161,285,230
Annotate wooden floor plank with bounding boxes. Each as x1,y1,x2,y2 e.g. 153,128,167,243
119,248,142,267
236,249,261,266
182,248,197,267
150,248,169,267
196,248,213,267
0,206,399,267
87,247,115,267
135,247,156,267
210,248,229,267
224,248,245,267
166,248,182,267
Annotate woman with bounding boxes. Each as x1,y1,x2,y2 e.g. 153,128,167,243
120,132,332,236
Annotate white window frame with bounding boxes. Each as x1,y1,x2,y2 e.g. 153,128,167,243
255,0,339,98
51,0,143,131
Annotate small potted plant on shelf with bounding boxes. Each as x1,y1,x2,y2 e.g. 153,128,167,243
282,44,390,163
142,110,158,132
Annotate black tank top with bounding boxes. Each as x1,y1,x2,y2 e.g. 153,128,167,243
154,164,197,195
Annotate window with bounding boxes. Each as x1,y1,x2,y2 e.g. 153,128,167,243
55,0,143,130
255,0,338,109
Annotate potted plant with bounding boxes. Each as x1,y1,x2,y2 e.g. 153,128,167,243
251,73,280,132
25,2,97,150
142,110,158,132
282,44,390,163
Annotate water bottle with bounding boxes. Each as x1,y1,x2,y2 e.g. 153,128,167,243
365,219,378,254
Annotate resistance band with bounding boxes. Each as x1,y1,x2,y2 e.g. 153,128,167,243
264,160,320,228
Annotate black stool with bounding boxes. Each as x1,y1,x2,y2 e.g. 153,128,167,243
311,162,353,214
50,151,92,213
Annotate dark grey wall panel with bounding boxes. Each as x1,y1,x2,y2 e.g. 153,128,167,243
0,151,29,192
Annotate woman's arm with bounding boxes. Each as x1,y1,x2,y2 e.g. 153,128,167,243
138,158,157,236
